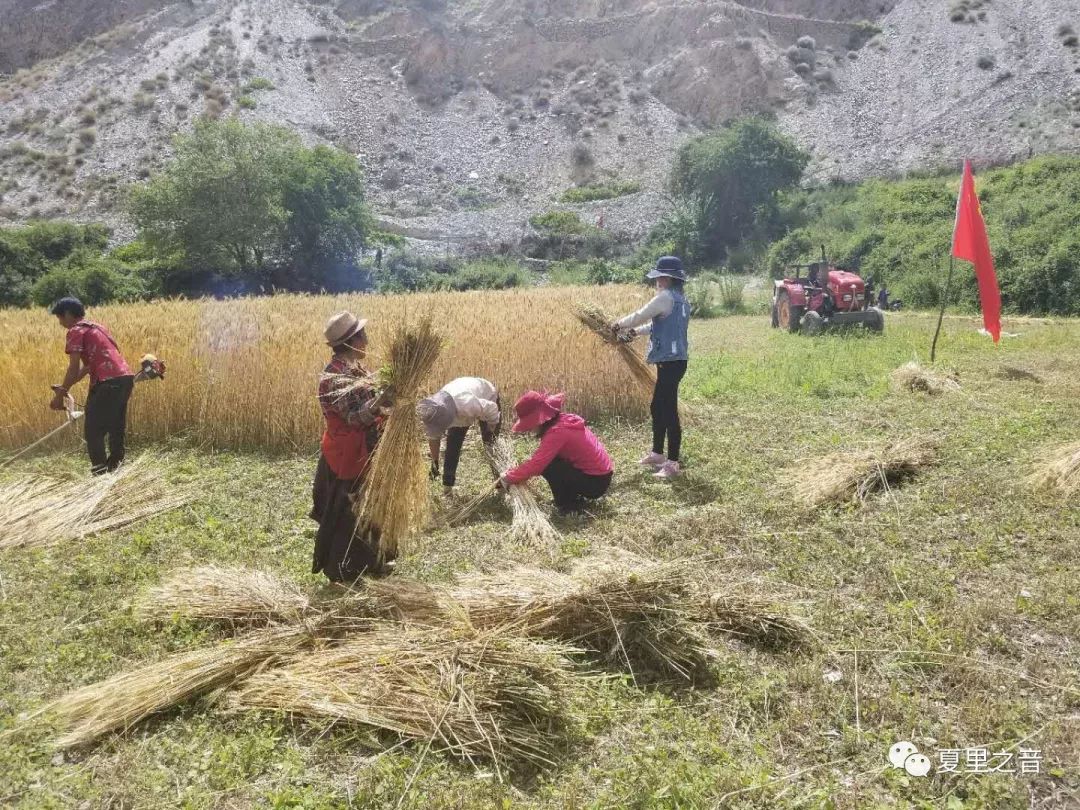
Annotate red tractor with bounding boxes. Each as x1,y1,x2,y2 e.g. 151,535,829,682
771,249,884,335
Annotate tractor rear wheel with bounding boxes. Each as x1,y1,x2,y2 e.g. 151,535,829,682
776,291,803,333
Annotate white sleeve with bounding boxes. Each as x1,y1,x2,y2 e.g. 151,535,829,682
616,291,673,330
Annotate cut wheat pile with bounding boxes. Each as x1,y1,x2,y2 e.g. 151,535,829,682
789,438,938,507
231,625,578,772
137,566,313,625
23,554,812,756
355,318,443,562
26,624,320,748
890,361,961,395
0,453,192,550
574,302,655,395
437,419,562,556
488,435,561,552
1030,440,1080,497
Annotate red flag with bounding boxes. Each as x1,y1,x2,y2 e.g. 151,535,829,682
952,159,1001,342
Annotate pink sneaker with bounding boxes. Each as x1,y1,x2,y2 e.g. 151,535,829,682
638,452,667,469
653,461,681,479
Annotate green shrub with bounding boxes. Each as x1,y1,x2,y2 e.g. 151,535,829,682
30,249,149,306
441,260,526,291
236,95,256,109
546,260,590,286
243,77,275,91
560,181,641,202
529,210,586,235
585,259,640,285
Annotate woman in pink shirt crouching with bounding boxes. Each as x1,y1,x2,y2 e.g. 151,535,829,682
500,390,613,515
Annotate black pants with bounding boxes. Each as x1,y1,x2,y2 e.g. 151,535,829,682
540,456,612,514
443,419,498,487
652,359,687,462
85,376,134,475
310,455,388,582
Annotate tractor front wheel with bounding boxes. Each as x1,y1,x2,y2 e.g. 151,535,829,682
866,307,885,334
776,291,804,333
801,310,825,336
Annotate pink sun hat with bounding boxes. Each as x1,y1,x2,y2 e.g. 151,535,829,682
511,390,566,433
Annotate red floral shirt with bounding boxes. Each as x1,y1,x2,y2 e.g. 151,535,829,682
65,321,131,385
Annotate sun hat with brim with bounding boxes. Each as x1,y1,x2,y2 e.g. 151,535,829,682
511,390,566,433
416,391,458,439
645,255,687,282
324,311,368,346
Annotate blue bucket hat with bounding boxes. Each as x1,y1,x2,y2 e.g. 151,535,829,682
646,256,687,282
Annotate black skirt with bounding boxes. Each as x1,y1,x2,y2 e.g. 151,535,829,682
310,455,390,582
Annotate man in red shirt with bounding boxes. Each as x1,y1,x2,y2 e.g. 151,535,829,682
49,297,134,475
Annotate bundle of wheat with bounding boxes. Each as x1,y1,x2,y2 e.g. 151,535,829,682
573,303,655,395
0,453,192,551
789,438,937,507
354,318,443,563
137,566,313,625
1030,440,1080,497
488,436,561,552
447,556,715,682
230,624,578,772
890,362,961,395
27,624,320,748
699,592,815,648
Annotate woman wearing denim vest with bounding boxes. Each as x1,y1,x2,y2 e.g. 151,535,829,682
612,256,690,479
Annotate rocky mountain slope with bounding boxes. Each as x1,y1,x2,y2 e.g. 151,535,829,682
1,0,1078,253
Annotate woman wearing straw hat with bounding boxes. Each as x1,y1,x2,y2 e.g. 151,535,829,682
310,311,393,582
417,377,502,495
500,391,613,515
612,256,690,480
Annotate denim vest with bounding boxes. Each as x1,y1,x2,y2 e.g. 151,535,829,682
647,289,690,364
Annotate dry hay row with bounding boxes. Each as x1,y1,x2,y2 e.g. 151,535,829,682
229,626,580,773
0,452,193,551
18,554,815,762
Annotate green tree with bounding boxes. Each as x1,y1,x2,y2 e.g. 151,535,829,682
129,118,295,276
0,221,112,307
281,145,369,286
129,119,370,292
669,118,808,263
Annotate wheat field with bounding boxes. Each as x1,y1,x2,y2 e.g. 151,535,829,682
0,286,653,452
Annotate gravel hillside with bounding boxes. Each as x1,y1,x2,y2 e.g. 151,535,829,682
1,0,1077,252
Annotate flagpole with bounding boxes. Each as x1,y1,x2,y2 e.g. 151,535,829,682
930,255,954,364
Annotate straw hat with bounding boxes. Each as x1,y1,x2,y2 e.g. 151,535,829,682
324,311,367,346
511,390,566,433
